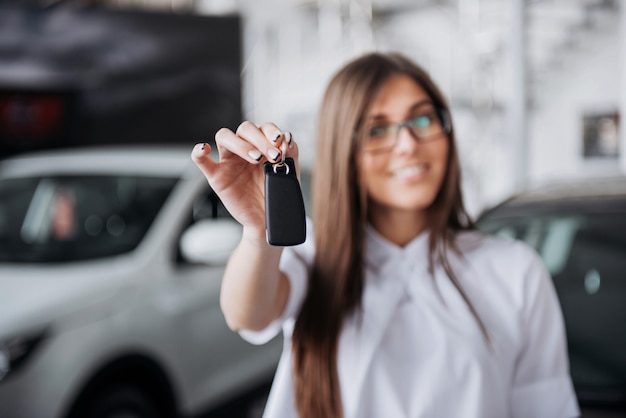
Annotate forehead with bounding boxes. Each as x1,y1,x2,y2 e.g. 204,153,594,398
368,73,431,117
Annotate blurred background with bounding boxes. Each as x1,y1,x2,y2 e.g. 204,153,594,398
1,0,623,214
0,0,624,417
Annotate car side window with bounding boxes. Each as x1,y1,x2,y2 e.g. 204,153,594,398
192,190,233,222
538,217,581,276
0,175,177,263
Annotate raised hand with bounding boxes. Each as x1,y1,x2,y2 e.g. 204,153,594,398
191,121,298,239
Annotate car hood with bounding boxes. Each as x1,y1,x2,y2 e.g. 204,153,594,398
0,257,140,339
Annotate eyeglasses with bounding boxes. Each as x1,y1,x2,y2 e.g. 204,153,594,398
362,105,451,152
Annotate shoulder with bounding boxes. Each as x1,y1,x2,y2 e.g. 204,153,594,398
449,231,562,343
451,230,549,304
454,229,543,270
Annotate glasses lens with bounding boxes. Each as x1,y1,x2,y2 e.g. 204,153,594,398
363,107,450,152
408,109,446,139
409,115,433,133
366,124,395,150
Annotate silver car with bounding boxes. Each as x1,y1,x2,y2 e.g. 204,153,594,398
0,146,281,418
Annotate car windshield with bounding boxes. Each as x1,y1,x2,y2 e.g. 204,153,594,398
0,175,177,263
478,210,626,393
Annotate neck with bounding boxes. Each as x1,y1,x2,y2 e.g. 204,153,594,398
368,206,428,247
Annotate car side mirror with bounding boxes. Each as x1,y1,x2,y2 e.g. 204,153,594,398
179,219,242,265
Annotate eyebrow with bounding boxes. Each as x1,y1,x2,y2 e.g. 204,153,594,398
367,100,435,122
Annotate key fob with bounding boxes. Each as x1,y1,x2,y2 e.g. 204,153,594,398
264,157,306,246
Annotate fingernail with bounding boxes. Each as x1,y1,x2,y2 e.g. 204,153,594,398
248,149,262,161
201,143,207,150
285,132,292,144
268,148,280,161
272,132,282,143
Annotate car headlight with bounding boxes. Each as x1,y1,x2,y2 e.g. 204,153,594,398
0,331,47,384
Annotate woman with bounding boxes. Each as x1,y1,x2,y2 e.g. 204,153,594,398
192,52,579,418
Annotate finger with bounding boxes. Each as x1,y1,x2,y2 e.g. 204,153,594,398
191,142,218,179
283,131,295,150
275,132,301,179
278,131,298,160
259,122,284,146
258,125,299,164
236,121,282,163
289,136,301,178
215,127,267,164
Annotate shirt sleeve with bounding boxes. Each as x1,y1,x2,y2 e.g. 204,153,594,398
510,243,580,418
238,218,314,345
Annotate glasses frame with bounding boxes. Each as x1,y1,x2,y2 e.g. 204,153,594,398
361,106,452,153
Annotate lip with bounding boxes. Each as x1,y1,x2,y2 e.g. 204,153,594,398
389,163,429,181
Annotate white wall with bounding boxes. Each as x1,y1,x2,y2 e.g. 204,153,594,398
238,1,622,216
528,14,621,184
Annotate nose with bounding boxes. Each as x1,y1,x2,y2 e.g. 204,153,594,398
393,123,420,153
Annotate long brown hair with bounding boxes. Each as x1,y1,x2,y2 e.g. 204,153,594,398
291,52,485,418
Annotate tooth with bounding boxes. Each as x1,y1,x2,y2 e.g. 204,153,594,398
394,165,424,178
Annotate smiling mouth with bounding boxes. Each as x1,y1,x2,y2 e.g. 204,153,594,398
391,164,427,180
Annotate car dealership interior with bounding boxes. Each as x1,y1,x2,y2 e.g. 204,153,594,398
0,0,625,417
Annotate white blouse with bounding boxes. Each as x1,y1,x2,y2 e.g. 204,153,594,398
241,221,580,418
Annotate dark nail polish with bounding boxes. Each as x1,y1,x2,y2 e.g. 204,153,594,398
268,148,280,161
272,132,281,143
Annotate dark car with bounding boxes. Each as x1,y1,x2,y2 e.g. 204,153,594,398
476,176,626,417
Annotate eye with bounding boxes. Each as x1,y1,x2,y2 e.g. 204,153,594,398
368,125,388,138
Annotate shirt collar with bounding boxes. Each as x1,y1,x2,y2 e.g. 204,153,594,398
364,224,431,272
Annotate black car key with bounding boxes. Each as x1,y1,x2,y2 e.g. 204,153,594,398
264,150,306,246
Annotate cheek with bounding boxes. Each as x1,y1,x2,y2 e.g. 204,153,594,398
434,141,450,180
359,155,387,193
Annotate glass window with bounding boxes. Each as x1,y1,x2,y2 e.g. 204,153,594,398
0,175,177,263
192,189,233,222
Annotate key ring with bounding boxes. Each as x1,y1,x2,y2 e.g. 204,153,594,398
272,135,290,175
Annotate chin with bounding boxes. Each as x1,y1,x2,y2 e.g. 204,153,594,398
370,193,438,213
366,176,444,212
